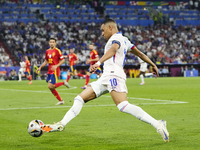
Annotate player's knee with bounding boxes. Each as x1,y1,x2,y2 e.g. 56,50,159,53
48,84,54,90
117,101,129,112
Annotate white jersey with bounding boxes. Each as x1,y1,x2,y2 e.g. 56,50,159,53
103,32,135,80
20,61,25,68
124,37,146,65
124,36,135,50
19,61,26,74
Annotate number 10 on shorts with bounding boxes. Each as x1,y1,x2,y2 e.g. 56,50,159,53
109,78,117,87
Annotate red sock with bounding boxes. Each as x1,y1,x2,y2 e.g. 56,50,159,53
85,75,90,85
27,77,31,81
51,89,62,101
77,73,84,77
55,82,64,88
66,75,70,82
27,75,32,81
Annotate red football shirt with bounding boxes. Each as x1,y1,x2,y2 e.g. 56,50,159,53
25,60,31,72
90,50,99,65
67,53,77,66
45,48,64,76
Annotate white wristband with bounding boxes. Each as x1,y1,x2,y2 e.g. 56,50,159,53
96,61,101,66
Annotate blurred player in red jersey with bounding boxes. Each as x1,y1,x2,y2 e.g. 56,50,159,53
24,56,32,84
79,44,102,89
36,38,70,105
64,48,79,83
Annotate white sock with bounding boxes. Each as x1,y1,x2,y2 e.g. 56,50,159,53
117,101,159,129
140,74,144,83
18,73,21,80
61,95,85,126
145,73,153,77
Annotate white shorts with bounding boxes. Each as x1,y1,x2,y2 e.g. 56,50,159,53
19,68,25,74
140,63,147,72
90,74,128,98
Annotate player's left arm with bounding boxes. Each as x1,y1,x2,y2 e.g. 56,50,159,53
90,56,99,62
90,43,119,72
51,51,65,71
74,55,78,64
130,47,159,77
51,59,64,71
87,56,99,64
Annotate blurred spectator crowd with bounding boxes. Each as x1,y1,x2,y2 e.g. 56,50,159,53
0,45,13,67
0,20,200,66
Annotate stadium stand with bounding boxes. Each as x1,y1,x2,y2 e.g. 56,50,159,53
0,0,199,70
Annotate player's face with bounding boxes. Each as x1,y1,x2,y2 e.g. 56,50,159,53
49,40,56,49
101,24,112,40
25,56,28,60
89,45,94,50
70,49,74,54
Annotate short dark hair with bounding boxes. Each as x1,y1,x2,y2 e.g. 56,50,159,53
49,38,56,42
102,18,117,25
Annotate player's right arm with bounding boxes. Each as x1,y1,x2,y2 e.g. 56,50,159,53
90,43,119,72
36,60,48,74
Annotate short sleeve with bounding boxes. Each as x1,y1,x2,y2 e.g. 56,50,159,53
59,53,64,60
57,49,64,60
75,54,78,60
94,50,99,57
112,40,121,48
124,37,135,51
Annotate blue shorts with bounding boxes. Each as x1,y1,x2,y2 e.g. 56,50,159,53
24,71,30,76
88,67,102,74
69,65,76,73
46,74,57,84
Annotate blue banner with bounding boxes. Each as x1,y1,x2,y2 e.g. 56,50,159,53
61,71,67,79
184,70,199,77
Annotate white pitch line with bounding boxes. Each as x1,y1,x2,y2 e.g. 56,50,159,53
0,104,115,110
58,86,77,90
43,86,77,92
0,88,188,105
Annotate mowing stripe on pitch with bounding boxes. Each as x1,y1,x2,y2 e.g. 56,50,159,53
0,88,188,107
0,88,188,104
0,102,187,111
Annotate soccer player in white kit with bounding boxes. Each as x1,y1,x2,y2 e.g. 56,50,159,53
137,57,153,85
42,19,169,142
18,59,26,82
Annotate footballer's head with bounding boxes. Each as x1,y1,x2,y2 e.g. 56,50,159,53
49,38,56,49
69,48,74,54
25,56,31,61
89,44,94,50
101,18,118,40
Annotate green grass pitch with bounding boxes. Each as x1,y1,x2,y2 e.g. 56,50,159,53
0,77,199,150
